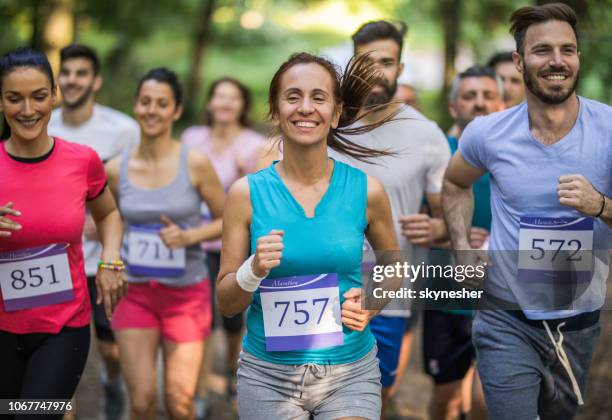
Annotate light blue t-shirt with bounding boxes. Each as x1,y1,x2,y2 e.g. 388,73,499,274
460,97,611,320
244,159,375,364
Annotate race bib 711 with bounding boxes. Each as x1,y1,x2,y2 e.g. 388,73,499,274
127,224,186,277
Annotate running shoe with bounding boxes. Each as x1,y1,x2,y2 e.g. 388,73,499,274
103,381,125,420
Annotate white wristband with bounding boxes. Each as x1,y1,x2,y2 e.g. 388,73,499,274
236,255,267,293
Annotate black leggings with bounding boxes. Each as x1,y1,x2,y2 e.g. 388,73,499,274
207,251,244,333
0,326,90,419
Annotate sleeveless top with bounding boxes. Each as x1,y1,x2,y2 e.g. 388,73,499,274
119,145,208,286
182,126,265,252
244,159,375,365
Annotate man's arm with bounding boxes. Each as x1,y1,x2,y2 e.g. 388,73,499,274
400,125,451,246
442,151,486,250
601,197,612,227
399,193,448,246
426,191,449,241
558,174,612,227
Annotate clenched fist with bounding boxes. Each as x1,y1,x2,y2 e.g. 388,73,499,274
252,229,284,277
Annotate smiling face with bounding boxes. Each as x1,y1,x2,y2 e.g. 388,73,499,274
0,67,56,142
209,81,244,126
134,79,182,138
274,63,341,147
515,19,579,105
58,57,101,109
355,39,404,108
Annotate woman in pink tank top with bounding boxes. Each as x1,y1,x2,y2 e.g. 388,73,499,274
181,77,268,416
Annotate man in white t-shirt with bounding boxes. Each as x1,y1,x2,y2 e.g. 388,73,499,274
329,20,451,418
48,44,138,420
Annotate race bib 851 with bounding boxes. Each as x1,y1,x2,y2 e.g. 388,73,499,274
0,244,74,311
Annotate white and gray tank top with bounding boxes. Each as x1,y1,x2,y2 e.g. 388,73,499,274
119,145,208,286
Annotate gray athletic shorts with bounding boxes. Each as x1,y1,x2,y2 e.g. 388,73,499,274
237,346,381,420
473,309,600,420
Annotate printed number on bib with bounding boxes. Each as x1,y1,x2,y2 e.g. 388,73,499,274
128,224,186,277
0,244,74,311
518,217,593,283
259,273,343,351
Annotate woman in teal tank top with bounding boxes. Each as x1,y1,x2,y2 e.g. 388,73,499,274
217,53,400,419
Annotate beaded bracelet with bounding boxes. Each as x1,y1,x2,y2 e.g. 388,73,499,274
98,259,125,272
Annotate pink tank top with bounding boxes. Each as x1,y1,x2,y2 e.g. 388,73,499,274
181,125,265,251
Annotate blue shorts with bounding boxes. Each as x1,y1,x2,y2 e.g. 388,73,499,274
370,315,409,388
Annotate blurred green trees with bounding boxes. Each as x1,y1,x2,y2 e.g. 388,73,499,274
0,0,610,132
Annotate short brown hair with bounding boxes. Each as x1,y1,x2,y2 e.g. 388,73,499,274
510,3,578,54
352,20,407,58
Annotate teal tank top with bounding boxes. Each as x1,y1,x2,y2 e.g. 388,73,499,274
447,136,491,230
244,159,375,365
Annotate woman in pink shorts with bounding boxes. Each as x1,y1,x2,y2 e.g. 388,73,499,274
106,68,225,420
181,77,269,414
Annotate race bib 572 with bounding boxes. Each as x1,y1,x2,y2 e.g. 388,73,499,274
518,216,593,283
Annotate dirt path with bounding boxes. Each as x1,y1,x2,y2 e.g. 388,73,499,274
73,309,612,419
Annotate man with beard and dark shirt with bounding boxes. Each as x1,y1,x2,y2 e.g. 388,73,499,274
48,44,138,420
424,66,503,420
329,20,451,418
488,51,525,108
443,4,611,419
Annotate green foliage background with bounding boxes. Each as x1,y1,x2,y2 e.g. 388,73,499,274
0,0,610,132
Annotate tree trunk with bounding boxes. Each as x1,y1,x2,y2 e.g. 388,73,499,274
184,0,217,122
31,0,74,72
30,0,43,50
437,0,463,131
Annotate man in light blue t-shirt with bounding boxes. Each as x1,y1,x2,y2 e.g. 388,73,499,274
442,4,611,420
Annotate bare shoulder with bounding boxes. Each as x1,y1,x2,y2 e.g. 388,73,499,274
104,155,123,195
225,176,252,224
105,155,122,180
366,175,387,203
187,148,213,171
227,176,251,203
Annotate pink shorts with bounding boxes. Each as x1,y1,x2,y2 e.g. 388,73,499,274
111,280,212,343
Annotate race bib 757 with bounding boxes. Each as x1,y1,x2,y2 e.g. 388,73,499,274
259,273,344,352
